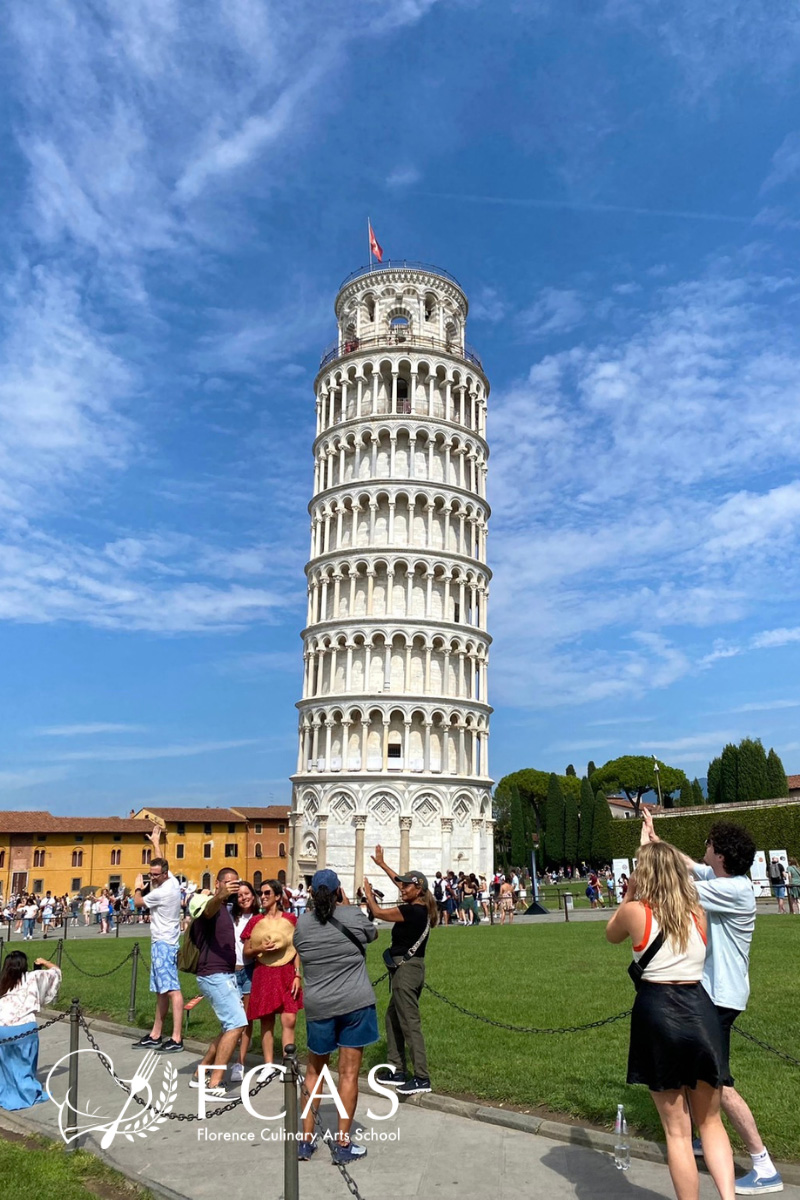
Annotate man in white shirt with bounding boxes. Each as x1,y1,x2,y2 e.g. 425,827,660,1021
642,810,782,1196
133,825,184,1053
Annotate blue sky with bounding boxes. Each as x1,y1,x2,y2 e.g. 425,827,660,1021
2,0,800,815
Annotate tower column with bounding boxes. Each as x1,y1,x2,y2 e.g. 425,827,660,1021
316,814,329,870
399,816,413,874
353,815,368,892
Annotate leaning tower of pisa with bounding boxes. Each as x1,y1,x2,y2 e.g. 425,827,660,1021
288,261,494,896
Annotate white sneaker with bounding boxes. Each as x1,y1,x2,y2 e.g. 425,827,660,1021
230,1063,244,1084
256,1063,281,1083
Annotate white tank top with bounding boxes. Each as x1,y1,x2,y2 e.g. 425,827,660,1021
632,904,707,983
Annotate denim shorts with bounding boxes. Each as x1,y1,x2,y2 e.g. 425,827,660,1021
197,973,248,1033
306,1004,379,1056
150,942,180,994
235,965,253,997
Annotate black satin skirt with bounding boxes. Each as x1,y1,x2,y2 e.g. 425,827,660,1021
627,981,731,1092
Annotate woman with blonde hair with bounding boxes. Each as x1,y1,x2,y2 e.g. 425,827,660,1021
606,840,735,1200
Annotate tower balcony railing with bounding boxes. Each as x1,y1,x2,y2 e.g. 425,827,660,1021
319,330,483,372
339,260,463,290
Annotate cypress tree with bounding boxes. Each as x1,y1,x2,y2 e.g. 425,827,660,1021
707,756,722,805
587,760,597,778
678,779,694,807
737,737,769,802
578,775,594,863
564,788,579,865
566,763,576,777
510,784,526,868
691,778,705,806
591,789,614,865
766,748,788,799
544,773,565,865
720,743,739,806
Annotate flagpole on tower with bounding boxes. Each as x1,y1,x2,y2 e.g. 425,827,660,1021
368,217,373,268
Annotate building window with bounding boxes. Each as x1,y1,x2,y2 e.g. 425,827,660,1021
33,849,45,868
71,877,81,892
72,850,83,867
176,844,185,859
253,871,262,891
254,843,262,859
110,849,121,866
279,824,286,834
278,870,286,885
142,848,152,865
75,835,84,843
113,835,122,842
278,842,286,858
37,835,47,843
177,824,185,837
33,879,43,893
254,824,262,834
204,824,212,836
224,844,238,858
0,851,4,868
201,871,211,889
203,844,212,859
228,823,236,834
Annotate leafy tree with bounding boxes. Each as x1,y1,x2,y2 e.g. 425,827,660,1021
590,756,688,817
766,748,788,799
737,738,769,802
544,773,565,865
510,784,526,868
720,743,739,806
566,763,576,777
564,788,579,864
495,768,581,860
691,778,705,806
591,789,614,865
578,775,595,862
587,760,597,778
707,756,721,805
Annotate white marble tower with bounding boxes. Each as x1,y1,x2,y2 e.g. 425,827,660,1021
289,261,494,895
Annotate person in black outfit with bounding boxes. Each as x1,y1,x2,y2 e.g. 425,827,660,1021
364,844,437,1095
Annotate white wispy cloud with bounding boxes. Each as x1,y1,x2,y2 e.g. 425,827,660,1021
0,767,70,790
34,724,148,737
386,166,422,188
53,739,262,764
730,699,800,713
516,288,586,339
751,627,800,650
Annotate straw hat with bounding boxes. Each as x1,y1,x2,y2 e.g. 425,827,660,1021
249,916,296,967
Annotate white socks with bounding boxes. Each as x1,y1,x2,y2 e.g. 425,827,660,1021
751,1148,777,1179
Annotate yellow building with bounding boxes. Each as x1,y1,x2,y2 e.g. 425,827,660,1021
0,811,154,897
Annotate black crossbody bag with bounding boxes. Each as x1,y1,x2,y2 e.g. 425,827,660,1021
628,930,665,991
329,916,366,958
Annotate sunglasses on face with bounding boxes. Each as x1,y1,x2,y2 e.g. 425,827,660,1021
260,889,273,896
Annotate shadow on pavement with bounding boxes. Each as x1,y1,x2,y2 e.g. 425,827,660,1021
542,1143,670,1200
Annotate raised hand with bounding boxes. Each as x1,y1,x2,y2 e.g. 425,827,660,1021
146,823,162,848
371,845,385,866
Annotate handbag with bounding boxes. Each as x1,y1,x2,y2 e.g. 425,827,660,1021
627,930,665,991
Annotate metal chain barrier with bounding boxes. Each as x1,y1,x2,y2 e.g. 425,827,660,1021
422,980,633,1034
290,1051,369,1200
61,946,136,978
79,1014,279,1121
0,1011,70,1044
733,1024,800,1068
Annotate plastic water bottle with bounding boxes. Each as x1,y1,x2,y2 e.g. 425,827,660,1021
614,1103,630,1171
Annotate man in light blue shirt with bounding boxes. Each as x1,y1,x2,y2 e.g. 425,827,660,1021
642,811,782,1196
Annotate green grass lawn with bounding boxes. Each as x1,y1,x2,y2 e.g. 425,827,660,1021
0,1132,152,1200
11,916,799,1159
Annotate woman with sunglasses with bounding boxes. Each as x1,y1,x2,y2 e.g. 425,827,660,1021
228,880,259,1084
241,880,302,1081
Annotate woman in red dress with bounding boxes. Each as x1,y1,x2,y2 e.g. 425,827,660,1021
242,880,303,1080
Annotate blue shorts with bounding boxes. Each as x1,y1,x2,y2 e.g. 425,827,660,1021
772,885,787,899
150,942,180,994
235,965,253,997
306,1004,379,1056
197,973,248,1033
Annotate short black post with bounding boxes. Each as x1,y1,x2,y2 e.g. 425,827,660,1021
283,1044,300,1200
128,942,140,1025
0,936,4,971
65,998,81,1150
63,914,68,941
56,938,64,967
489,895,494,925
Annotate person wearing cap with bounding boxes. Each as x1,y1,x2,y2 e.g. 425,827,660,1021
241,879,302,1083
364,845,438,1096
292,869,379,1166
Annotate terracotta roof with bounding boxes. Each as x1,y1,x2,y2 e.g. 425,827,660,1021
134,807,245,823
231,806,290,820
787,774,800,791
0,811,152,834
606,795,663,812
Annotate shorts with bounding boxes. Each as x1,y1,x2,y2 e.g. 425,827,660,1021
772,885,787,899
714,1005,740,1086
235,965,253,997
196,973,248,1033
150,942,180,994
306,1004,379,1056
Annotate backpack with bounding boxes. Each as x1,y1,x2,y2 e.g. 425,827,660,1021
434,879,444,901
177,919,201,975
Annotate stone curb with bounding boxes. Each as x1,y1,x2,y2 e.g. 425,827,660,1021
40,1009,800,1188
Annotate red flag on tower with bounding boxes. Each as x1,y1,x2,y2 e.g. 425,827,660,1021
368,220,383,263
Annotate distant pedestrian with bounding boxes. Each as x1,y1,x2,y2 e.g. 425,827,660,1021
499,877,514,924
767,858,788,914
787,857,800,915
132,825,184,1055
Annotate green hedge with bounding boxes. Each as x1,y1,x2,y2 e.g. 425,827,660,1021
610,803,800,861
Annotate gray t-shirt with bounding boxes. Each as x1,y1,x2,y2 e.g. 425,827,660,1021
293,905,378,1022
692,864,755,1012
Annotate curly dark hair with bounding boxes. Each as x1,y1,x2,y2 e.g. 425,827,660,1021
707,822,756,876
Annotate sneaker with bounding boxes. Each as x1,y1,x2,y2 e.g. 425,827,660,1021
331,1141,367,1165
132,1034,163,1049
155,1038,184,1053
297,1138,318,1162
188,1076,226,1092
735,1170,784,1195
374,1067,406,1086
230,1063,244,1084
256,1063,281,1083
396,1075,432,1095
693,1137,703,1157
203,1085,227,1101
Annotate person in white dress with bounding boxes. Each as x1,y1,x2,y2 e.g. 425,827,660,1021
0,951,62,1109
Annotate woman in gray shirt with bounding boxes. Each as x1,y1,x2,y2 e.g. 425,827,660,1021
292,869,378,1168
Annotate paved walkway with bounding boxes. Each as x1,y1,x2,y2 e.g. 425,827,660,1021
2,1017,797,1200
